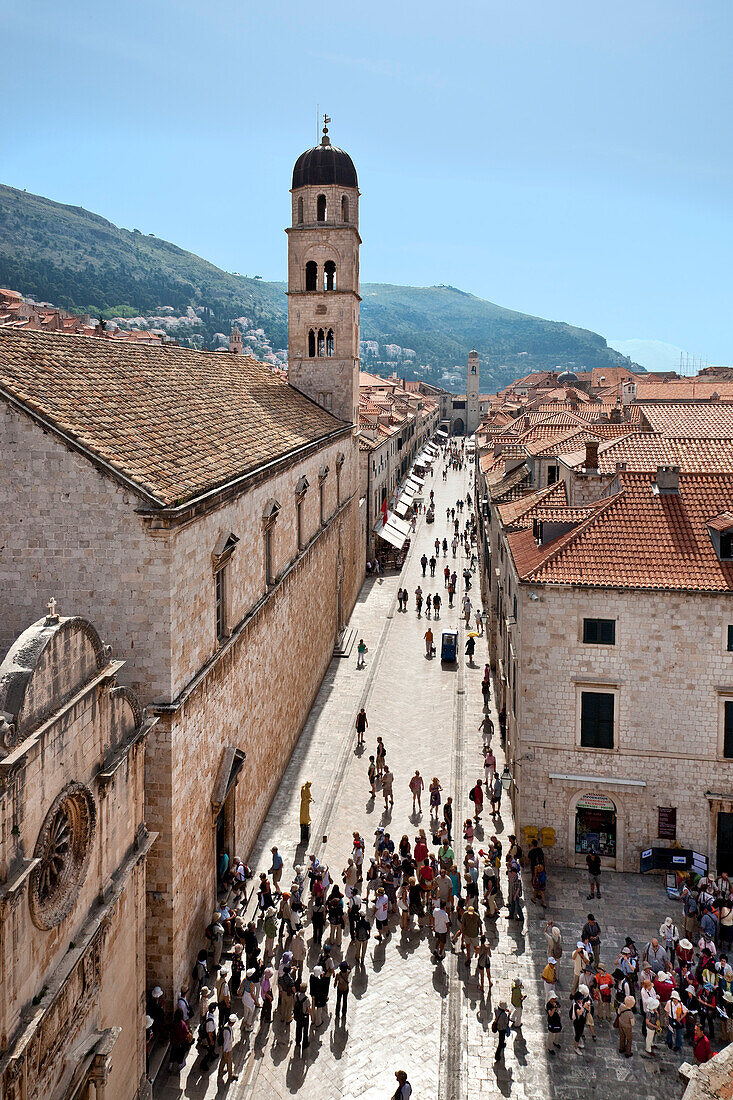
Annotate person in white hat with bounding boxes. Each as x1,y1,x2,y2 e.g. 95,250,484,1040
571,941,589,994
217,1014,239,1083
721,990,733,1043
666,989,688,1051
644,996,661,1055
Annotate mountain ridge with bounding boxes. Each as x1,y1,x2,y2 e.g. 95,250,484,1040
0,182,631,392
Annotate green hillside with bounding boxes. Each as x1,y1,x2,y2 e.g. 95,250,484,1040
0,183,629,391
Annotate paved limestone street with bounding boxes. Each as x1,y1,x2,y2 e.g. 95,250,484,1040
156,452,690,1100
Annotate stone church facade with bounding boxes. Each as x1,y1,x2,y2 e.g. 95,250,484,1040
0,612,154,1100
0,129,366,1020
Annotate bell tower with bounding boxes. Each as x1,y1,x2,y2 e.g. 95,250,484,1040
466,349,480,434
287,117,361,426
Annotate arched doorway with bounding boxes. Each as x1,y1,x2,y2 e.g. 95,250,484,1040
451,417,465,436
574,792,617,863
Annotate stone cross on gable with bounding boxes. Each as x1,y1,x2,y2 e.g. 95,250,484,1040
46,596,59,621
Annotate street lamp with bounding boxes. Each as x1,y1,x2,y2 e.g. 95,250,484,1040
500,764,513,792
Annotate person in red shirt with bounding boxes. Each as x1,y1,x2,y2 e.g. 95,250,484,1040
653,968,676,1005
595,965,614,1020
693,1022,713,1063
414,832,429,865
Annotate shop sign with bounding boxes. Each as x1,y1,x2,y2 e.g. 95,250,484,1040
658,807,677,840
576,793,616,813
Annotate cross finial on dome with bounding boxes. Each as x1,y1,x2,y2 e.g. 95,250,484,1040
321,114,331,146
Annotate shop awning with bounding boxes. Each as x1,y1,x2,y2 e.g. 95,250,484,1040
406,478,423,493
436,429,448,439
394,499,411,518
408,472,425,486
377,524,407,550
387,513,411,536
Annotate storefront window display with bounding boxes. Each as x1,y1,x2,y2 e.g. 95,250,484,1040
575,793,617,858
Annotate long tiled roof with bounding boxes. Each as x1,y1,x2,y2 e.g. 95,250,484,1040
486,463,531,501
640,403,733,439
508,472,733,591
497,480,568,527
559,433,733,473
0,329,345,507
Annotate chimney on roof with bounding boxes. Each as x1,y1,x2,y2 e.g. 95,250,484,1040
615,461,627,474
584,440,599,472
655,465,680,494
94,316,106,337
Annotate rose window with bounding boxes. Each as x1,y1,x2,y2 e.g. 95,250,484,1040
29,783,96,930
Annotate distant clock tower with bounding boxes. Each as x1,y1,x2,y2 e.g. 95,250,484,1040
287,118,361,427
466,349,480,434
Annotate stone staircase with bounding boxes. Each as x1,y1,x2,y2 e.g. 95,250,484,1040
333,627,356,658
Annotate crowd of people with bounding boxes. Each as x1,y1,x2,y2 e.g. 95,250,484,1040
147,439,728,1096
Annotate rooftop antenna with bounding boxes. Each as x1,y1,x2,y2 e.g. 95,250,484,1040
316,103,319,143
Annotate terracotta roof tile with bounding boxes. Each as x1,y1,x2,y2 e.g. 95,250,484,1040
0,329,345,507
510,472,733,591
559,433,733,473
498,480,568,527
640,403,733,438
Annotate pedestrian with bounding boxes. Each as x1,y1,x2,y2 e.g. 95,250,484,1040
375,886,390,940
510,977,526,1027
479,712,493,746
586,849,602,899
270,846,284,894
570,992,587,1054
355,707,368,747
490,771,502,814
665,989,688,1051
572,941,589,994
465,635,475,665
424,626,434,658
409,770,424,813
475,608,483,635
546,994,562,1054
481,679,490,709
429,555,436,577
470,778,483,823
444,564,450,587
477,935,493,990
382,765,394,809
335,962,351,1018
582,912,602,968
260,968,274,1022
309,966,328,1028
415,586,423,616
368,755,377,798
544,921,563,963
354,907,371,963
167,1007,194,1074
201,1000,218,1069
393,1070,413,1100
444,796,453,842
492,1000,510,1061
539,959,556,1003
532,860,547,908
615,995,635,1057
425,593,432,618
507,860,523,922
292,983,311,1051
462,594,471,624
448,580,455,608
528,838,545,874
421,553,428,577
432,899,451,961
596,963,614,1019
483,747,496,790
429,777,442,818
217,1014,239,1083
693,1022,713,1064
433,592,441,618
208,911,225,968
356,638,367,669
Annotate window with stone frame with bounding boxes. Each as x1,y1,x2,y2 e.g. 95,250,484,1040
580,691,615,749
212,531,239,644
724,701,733,758
262,500,281,587
583,618,616,645
727,625,733,652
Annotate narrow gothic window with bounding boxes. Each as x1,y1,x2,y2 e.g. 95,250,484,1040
317,194,327,222
324,260,336,291
215,566,227,642
305,261,317,292
317,328,325,357
326,328,334,357
341,195,349,222
297,196,304,224
308,329,316,357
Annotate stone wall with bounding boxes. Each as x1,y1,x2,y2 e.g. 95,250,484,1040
0,404,173,701
0,617,149,1099
511,584,733,871
153,495,362,996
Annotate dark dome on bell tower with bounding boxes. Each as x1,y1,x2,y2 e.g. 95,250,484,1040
292,119,358,190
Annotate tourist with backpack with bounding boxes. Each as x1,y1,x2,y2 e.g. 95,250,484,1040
546,994,562,1054
510,978,526,1028
293,983,312,1052
492,1000,510,1061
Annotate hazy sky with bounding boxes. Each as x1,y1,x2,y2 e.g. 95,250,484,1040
3,0,732,362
